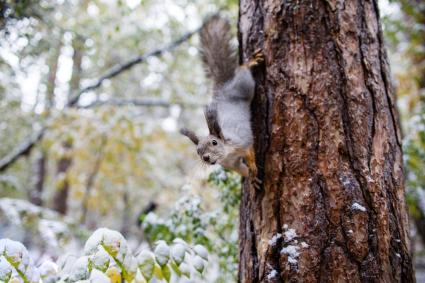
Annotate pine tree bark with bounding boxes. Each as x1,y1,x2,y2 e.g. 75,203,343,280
238,0,414,282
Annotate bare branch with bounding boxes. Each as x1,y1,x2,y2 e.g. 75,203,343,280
80,98,204,109
0,129,45,171
0,16,214,172
66,21,208,107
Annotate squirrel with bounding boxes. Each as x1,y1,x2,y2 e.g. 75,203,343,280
180,15,263,187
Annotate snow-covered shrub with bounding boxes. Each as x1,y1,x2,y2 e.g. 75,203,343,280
0,198,83,258
0,238,40,283
141,169,241,282
0,227,208,282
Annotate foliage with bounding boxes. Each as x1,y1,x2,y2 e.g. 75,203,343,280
382,0,425,223
0,228,208,283
404,113,425,218
0,0,238,231
141,168,241,282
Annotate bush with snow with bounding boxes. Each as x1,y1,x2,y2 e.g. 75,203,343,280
0,227,208,283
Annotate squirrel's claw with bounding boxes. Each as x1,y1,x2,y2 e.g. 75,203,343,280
247,48,264,68
245,147,261,189
250,176,262,190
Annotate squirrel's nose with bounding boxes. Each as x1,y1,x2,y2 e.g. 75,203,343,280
203,155,210,162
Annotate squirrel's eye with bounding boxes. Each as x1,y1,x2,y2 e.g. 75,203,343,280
212,140,217,146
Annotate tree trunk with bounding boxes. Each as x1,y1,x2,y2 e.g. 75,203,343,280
238,0,414,282
80,135,107,225
52,141,72,214
52,36,83,214
30,152,46,206
30,38,62,206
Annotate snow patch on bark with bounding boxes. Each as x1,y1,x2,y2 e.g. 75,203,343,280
283,229,297,242
280,245,299,264
267,269,278,280
351,202,367,212
268,233,282,246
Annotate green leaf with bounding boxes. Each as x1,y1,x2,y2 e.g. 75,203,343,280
137,250,155,281
170,261,182,277
161,265,171,282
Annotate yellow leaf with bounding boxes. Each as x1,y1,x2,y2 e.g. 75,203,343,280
106,266,121,283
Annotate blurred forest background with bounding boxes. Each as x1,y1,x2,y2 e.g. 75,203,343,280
0,0,424,282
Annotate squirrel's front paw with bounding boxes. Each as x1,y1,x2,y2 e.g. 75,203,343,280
248,163,261,189
250,176,262,190
247,48,264,68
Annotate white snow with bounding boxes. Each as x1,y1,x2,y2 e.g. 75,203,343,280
172,238,188,246
193,255,205,273
154,241,170,266
0,198,58,226
90,268,111,283
193,244,208,260
351,202,367,212
38,219,67,249
301,242,309,248
0,238,40,282
267,269,278,280
142,212,165,228
217,169,228,180
171,243,186,264
0,256,12,281
280,245,300,264
69,256,90,281
122,254,137,279
38,260,58,277
137,250,155,280
90,247,110,271
268,233,282,246
283,229,297,242
179,262,191,277
84,228,127,261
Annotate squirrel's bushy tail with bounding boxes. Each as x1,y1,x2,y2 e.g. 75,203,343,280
200,15,237,86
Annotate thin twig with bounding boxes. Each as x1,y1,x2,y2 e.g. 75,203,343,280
80,98,204,109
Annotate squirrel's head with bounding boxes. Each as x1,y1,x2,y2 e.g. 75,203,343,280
180,105,225,165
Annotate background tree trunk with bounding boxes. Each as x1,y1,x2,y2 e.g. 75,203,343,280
52,35,83,214
30,37,62,206
238,0,414,282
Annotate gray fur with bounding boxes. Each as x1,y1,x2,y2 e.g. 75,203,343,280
181,15,256,175
180,128,199,145
200,15,237,87
215,67,254,148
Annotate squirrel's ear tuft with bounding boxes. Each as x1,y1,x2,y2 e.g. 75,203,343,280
204,105,224,140
180,127,199,145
